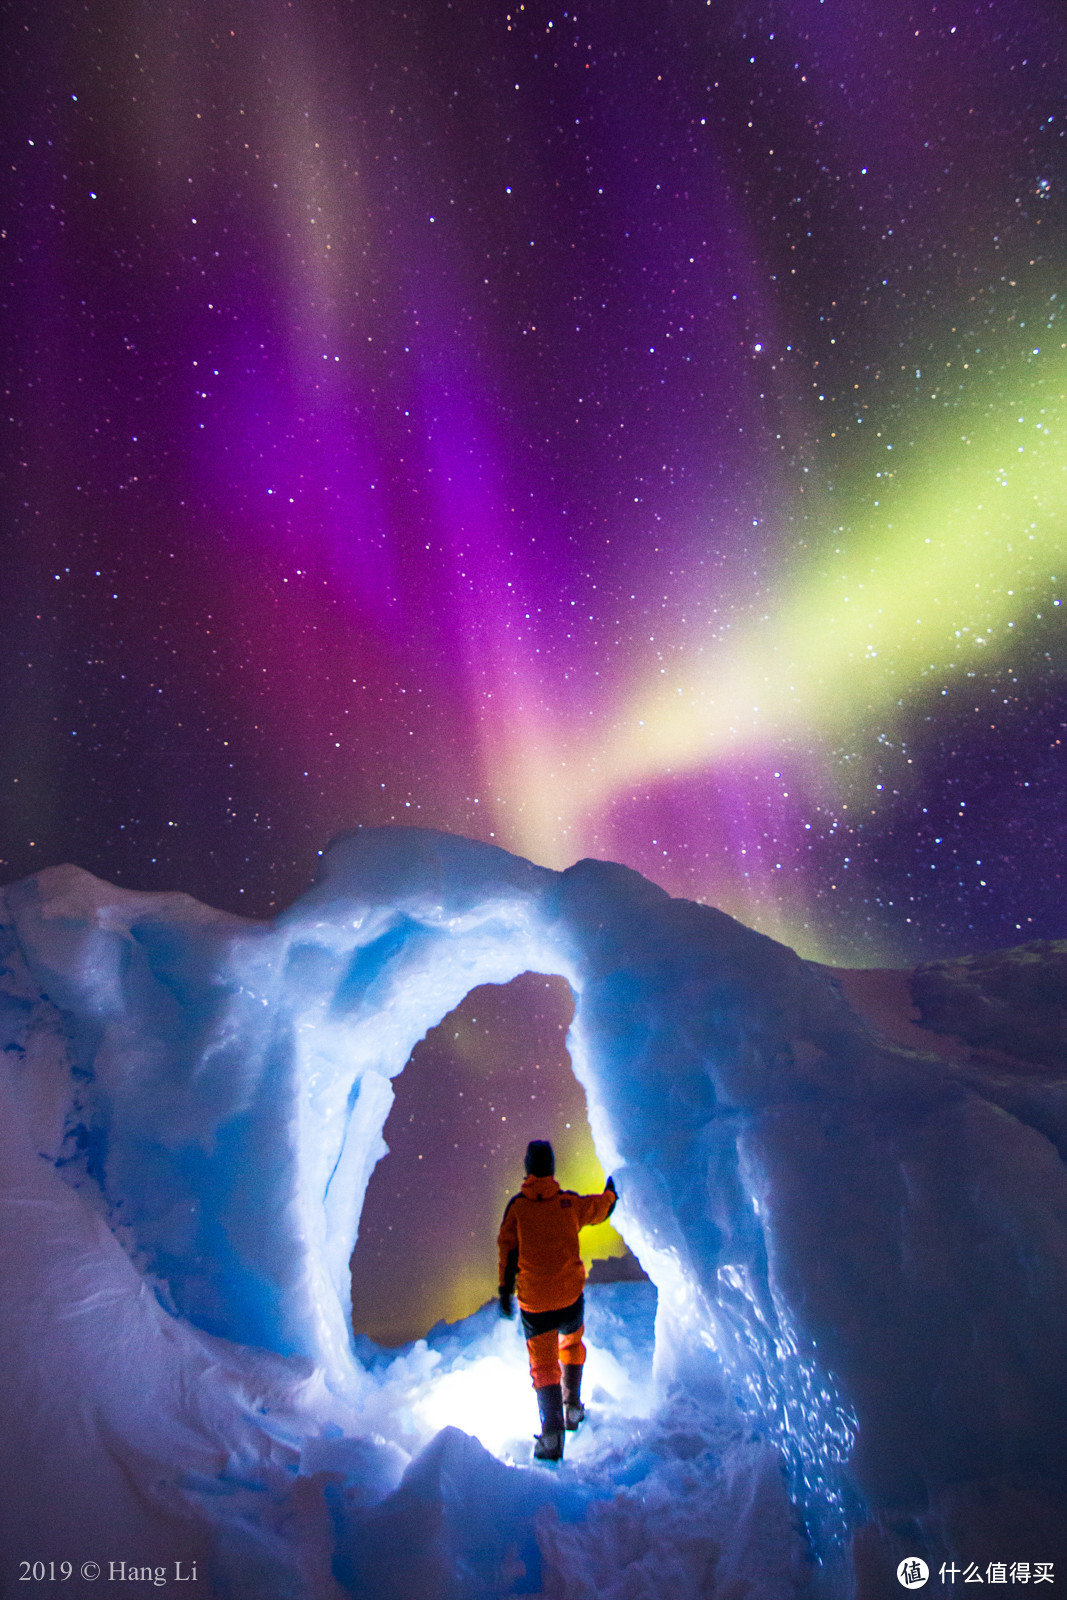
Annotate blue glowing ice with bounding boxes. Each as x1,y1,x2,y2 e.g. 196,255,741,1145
1,829,1064,1595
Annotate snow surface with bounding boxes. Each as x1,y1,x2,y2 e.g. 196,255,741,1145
1,828,1065,1597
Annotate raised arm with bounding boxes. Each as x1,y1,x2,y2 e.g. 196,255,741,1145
575,1174,617,1229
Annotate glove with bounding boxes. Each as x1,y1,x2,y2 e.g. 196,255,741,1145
605,1175,617,1196
498,1287,514,1319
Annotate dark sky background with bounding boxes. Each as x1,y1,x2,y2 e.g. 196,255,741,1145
3,0,1065,1338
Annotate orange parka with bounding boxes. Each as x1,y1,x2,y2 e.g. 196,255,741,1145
497,1174,616,1314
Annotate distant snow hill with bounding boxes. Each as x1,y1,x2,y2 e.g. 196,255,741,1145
1,828,1064,1598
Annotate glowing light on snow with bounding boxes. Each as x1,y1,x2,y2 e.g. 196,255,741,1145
406,1328,656,1463
415,1352,533,1457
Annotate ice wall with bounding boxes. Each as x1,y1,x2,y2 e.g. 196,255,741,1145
2,827,1065,1588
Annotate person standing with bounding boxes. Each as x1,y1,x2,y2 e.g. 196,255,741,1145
497,1140,617,1461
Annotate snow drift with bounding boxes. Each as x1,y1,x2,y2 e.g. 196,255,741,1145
1,827,1064,1597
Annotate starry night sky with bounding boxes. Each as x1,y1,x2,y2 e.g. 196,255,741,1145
4,0,1066,967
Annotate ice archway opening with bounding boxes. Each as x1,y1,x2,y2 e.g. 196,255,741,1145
267,828,856,1537
347,970,617,1350
0,826,862,1560
276,829,672,1387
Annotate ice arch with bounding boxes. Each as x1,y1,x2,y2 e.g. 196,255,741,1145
5,826,1065,1575
0,830,858,1519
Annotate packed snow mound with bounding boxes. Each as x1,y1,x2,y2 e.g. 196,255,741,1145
2,827,1066,1597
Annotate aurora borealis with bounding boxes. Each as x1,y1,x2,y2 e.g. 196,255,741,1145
3,0,1065,966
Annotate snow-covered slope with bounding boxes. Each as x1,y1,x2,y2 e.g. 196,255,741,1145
1,829,1065,1597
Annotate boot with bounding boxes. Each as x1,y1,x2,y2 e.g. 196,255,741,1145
533,1383,564,1462
562,1364,585,1431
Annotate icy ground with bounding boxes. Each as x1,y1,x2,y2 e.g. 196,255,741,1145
339,1282,808,1600
2,827,1065,1596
